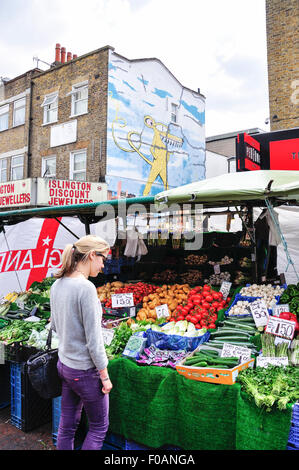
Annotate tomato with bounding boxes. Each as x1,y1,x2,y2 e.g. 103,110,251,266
208,323,216,329
202,302,210,310
186,315,192,322
187,302,194,309
203,284,210,290
205,295,213,303
176,315,185,321
190,316,198,325
190,295,202,304
169,318,175,322
181,307,189,316
195,323,202,329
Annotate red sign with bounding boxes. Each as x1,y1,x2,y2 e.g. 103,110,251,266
269,138,299,170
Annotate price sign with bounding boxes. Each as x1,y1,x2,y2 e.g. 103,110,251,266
16,299,25,309
214,264,221,274
256,356,288,368
155,304,170,319
102,328,115,346
111,293,134,308
272,304,290,317
221,343,251,364
219,281,232,300
265,316,296,340
250,299,269,327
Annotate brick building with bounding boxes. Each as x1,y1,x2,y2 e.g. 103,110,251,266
0,44,206,208
266,0,299,131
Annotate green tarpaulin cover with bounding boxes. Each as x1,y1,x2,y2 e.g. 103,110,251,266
107,358,292,450
155,170,299,206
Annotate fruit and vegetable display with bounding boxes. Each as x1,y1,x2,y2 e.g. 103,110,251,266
184,254,208,265
1,269,299,416
239,284,285,309
278,283,299,318
237,365,299,411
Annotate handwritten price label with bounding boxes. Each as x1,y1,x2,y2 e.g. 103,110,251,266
219,281,232,300
102,328,115,346
111,293,134,308
265,316,296,340
272,304,290,317
221,343,251,364
250,299,269,327
256,356,289,368
155,304,170,319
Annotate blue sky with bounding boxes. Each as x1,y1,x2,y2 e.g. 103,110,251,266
0,0,270,137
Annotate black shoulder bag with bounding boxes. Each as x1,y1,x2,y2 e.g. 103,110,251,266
26,328,62,399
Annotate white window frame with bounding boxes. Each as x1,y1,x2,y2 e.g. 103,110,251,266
171,103,178,123
41,92,58,125
0,104,9,131
13,97,26,127
70,150,87,181
0,158,7,182
69,81,88,117
11,154,24,181
41,155,56,178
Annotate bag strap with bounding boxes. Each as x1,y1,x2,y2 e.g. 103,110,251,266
46,328,53,350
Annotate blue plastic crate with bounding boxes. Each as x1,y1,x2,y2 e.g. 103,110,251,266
52,396,62,446
288,426,299,449
291,402,299,424
104,432,126,450
225,294,259,317
10,362,22,425
10,362,52,432
125,439,151,450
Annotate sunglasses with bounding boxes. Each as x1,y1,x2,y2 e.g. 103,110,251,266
95,252,108,262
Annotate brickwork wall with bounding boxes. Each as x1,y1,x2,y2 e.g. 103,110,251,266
30,46,110,181
0,70,39,179
266,0,299,130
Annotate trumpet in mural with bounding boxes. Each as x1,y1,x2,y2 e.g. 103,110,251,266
112,113,184,196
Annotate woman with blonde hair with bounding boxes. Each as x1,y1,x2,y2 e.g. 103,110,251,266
50,234,112,450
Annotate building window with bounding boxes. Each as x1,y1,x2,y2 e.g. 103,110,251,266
13,97,26,126
0,104,9,131
70,150,86,181
42,156,56,178
42,93,58,124
71,83,88,116
0,158,7,182
171,103,178,123
11,155,24,181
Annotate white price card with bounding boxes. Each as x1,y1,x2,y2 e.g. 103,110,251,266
155,304,170,319
102,328,115,346
111,293,134,308
272,304,290,317
16,299,25,309
219,281,232,300
221,343,251,364
250,299,269,327
214,264,221,274
256,356,289,368
265,316,296,340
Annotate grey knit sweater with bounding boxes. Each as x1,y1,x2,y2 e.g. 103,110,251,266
50,277,108,371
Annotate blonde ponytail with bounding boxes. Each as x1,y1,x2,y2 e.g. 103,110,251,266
55,235,110,278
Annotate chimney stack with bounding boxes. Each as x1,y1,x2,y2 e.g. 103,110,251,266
67,52,72,62
55,43,61,63
61,47,66,63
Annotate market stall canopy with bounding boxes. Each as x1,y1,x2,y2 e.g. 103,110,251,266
0,196,156,226
154,170,299,207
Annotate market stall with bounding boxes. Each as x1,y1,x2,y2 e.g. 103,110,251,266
0,170,299,451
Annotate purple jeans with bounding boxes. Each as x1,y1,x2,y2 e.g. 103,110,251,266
56,359,109,450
